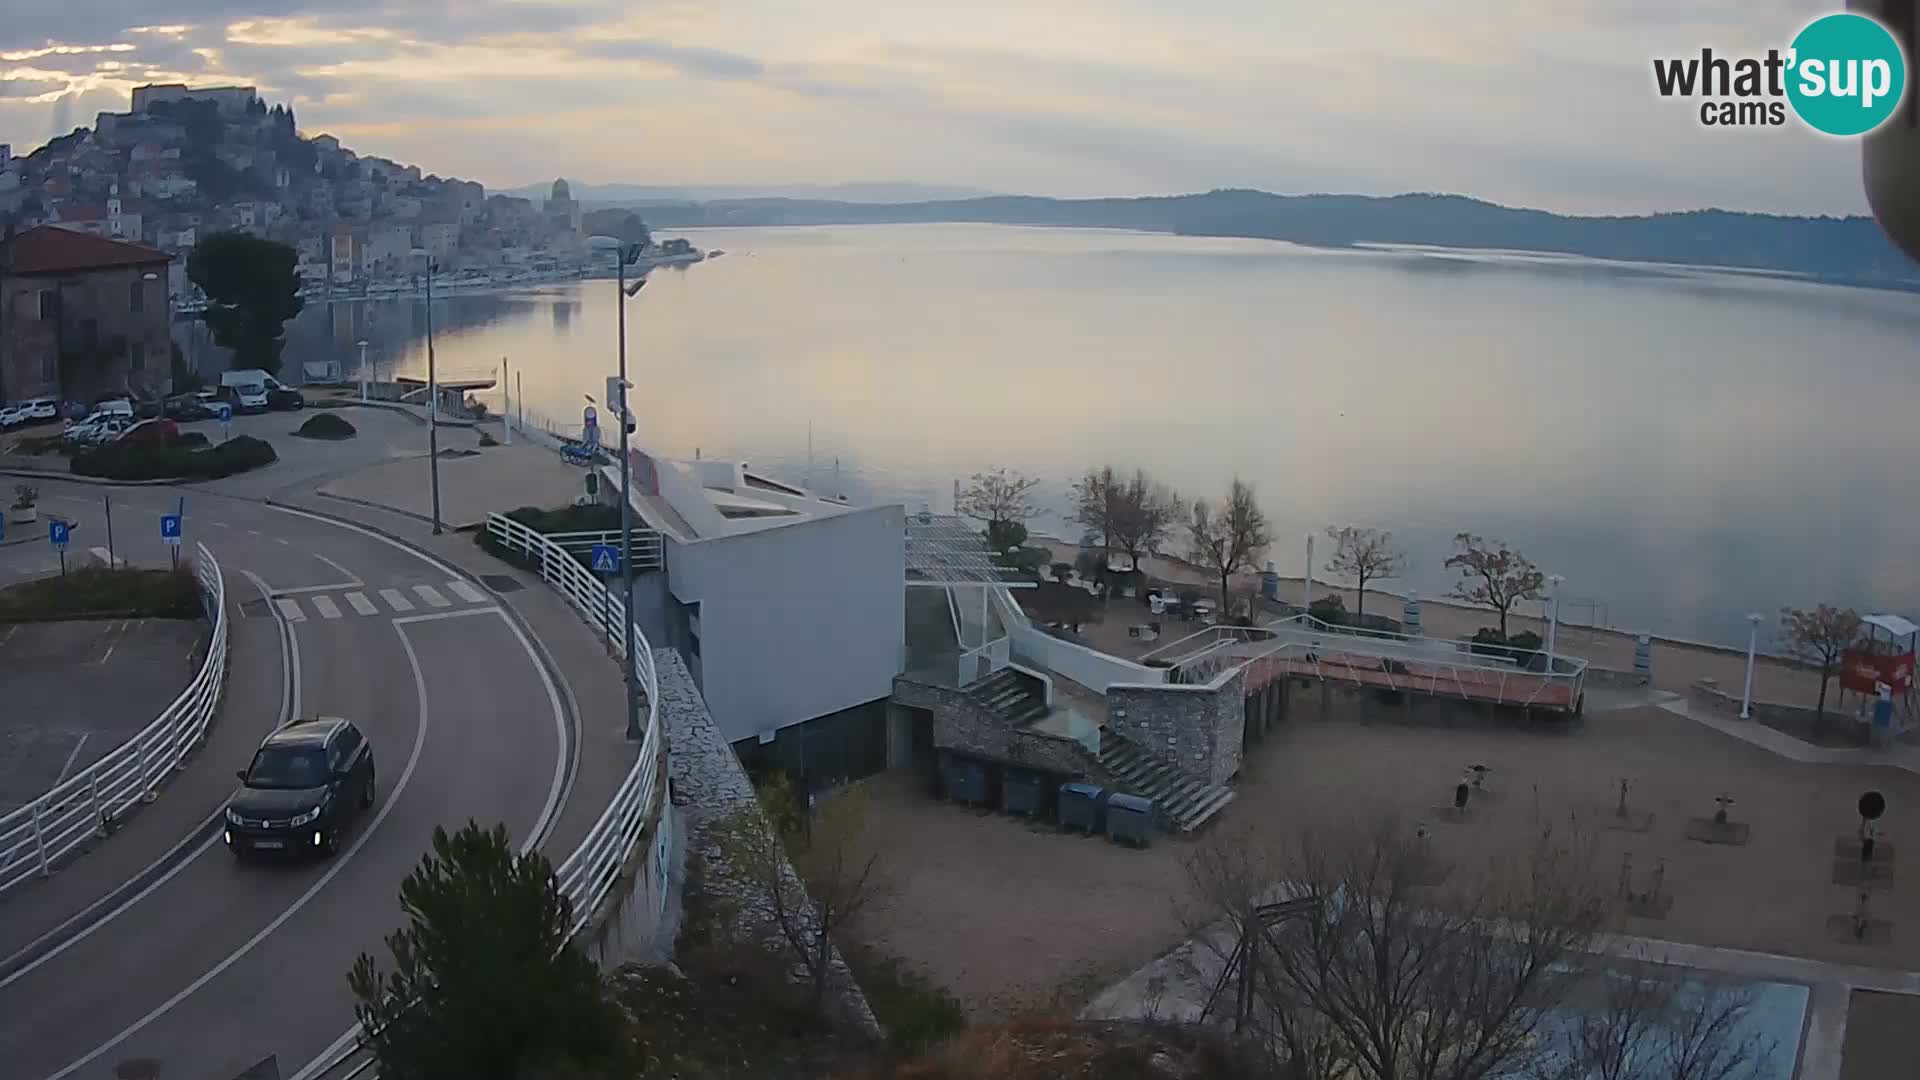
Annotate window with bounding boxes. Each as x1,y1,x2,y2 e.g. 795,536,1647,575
129,279,143,313
36,290,57,321
130,342,146,371
328,727,363,773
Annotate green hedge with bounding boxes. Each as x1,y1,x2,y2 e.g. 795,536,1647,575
294,412,357,439
0,566,203,622
473,503,627,573
72,435,278,481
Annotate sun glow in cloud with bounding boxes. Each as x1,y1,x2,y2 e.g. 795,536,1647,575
0,0,1870,215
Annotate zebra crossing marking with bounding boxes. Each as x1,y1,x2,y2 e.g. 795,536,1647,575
311,595,342,620
412,584,451,609
274,598,306,623
379,588,414,612
446,579,486,604
345,592,378,616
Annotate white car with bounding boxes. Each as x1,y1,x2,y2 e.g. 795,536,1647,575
63,414,131,445
2,398,59,427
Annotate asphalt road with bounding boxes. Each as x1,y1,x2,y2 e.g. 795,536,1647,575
0,479,573,1080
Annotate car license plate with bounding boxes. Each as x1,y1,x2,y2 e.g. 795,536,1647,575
254,839,284,850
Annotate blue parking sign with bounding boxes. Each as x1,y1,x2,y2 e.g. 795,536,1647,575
49,520,70,548
590,543,619,574
161,513,183,546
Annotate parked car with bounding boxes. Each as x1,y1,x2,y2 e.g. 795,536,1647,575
62,413,132,446
164,393,215,421
90,397,135,418
2,398,60,428
133,398,164,419
266,384,305,411
225,717,377,859
115,418,180,447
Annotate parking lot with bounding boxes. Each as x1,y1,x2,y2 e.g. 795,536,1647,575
0,617,208,814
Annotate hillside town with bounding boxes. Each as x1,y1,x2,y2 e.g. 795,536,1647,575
0,83,684,308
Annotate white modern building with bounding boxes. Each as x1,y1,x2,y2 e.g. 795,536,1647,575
598,449,906,784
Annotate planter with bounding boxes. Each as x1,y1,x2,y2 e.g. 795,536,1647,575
8,505,37,525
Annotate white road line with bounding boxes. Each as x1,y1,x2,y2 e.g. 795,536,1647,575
268,582,361,596
53,734,90,787
378,587,414,612
344,591,378,616
391,606,501,626
45,613,437,1080
2,625,17,645
246,529,261,537
274,537,290,546
412,583,451,608
310,595,342,620
313,552,359,583
446,579,487,604
96,621,122,665
274,597,306,623
211,521,229,528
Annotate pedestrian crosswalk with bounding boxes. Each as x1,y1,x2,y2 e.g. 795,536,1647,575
266,580,488,622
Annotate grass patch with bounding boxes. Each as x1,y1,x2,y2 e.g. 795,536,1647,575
294,412,357,440
71,435,277,481
0,566,203,622
844,944,968,1056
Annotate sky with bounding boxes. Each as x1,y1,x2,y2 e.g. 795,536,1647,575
0,0,1882,216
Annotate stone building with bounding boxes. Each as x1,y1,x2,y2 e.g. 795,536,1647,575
0,226,174,404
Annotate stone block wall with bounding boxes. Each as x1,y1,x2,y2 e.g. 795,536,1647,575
1107,668,1246,786
893,674,1095,779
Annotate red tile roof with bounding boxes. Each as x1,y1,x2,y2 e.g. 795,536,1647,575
3,225,172,274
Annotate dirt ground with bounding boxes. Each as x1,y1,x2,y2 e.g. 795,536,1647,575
851,705,1919,1021
1038,539,1853,711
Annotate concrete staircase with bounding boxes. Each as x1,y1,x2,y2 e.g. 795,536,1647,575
1098,733,1236,832
969,668,1050,727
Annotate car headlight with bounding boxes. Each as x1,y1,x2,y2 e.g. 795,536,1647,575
290,806,323,827
226,807,244,826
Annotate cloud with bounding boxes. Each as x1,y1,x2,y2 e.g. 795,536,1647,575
0,0,1880,215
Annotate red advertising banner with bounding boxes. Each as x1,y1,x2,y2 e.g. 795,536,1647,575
1840,649,1916,695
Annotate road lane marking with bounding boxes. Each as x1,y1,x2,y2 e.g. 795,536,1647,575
246,529,261,537
211,521,229,528
44,612,436,1080
274,598,306,623
392,606,501,625
344,591,378,616
311,595,342,620
53,734,89,787
268,582,361,596
313,552,359,583
446,579,486,604
274,537,290,546
1,572,297,991
96,621,123,665
379,588,414,612
412,583,451,608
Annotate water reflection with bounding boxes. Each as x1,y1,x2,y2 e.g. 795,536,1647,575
278,225,1920,646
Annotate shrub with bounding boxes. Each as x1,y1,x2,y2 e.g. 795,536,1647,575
1309,593,1348,625
1072,551,1103,580
167,431,210,450
477,432,498,447
0,566,203,621
294,412,357,440
1050,562,1074,580
12,483,36,510
71,435,278,481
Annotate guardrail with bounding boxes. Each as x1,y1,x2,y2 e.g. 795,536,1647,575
0,542,228,896
538,528,664,572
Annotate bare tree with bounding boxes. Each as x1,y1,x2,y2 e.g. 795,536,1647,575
1070,465,1121,560
1778,604,1863,733
1444,533,1546,640
705,778,887,1019
1537,963,1775,1080
1326,525,1407,625
1189,479,1272,616
956,466,1040,550
1111,469,1182,573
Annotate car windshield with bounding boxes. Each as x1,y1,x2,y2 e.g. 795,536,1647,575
245,745,331,789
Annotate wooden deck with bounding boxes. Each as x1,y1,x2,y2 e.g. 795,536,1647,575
1238,649,1580,710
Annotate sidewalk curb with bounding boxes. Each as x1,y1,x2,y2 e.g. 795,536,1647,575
0,467,190,488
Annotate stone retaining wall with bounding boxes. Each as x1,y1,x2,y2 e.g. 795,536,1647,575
1107,669,1245,785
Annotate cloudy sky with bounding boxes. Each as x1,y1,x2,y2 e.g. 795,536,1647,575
0,0,1879,215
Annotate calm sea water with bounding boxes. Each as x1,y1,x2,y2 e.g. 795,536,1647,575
282,224,1920,648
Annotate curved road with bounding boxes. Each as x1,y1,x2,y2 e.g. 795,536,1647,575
0,480,574,1080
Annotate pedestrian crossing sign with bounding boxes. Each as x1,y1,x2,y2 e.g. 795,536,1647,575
591,544,619,574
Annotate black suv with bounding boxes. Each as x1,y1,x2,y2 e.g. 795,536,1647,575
266,385,305,411
225,717,376,859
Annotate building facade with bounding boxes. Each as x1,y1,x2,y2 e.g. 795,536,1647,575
0,226,173,404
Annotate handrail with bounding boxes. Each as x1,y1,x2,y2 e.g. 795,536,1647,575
0,542,229,896
316,516,670,1079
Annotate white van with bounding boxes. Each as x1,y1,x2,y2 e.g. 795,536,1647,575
220,369,271,412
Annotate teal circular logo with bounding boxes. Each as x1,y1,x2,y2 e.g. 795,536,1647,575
1786,13,1908,137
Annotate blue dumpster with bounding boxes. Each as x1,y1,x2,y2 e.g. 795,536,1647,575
1058,782,1107,834
1002,769,1044,818
942,757,988,807
1106,793,1155,848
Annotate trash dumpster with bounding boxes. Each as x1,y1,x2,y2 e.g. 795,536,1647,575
1058,782,1107,834
1002,769,1044,818
1106,793,1155,848
942,756,989,807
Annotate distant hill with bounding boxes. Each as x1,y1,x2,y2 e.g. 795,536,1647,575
623,189,1920,291
505,180,997,205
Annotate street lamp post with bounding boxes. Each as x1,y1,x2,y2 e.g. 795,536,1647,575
1545,574,1565,669
1740,612,1764,719
356,339,370,402
589,235,647,741
1302,532,1314,617
410,250,442,534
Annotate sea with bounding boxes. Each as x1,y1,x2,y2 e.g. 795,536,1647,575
262,223,1920,649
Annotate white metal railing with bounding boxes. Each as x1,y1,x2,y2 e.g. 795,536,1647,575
540,528,664,572
481,511,665,936
0,542,229,895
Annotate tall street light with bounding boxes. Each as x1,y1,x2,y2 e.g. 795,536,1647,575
410,249,443,534
588,234,647,741
1545,574,1565,670
1740,612,1764,719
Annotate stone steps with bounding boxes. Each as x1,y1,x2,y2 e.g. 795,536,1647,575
1098,733,1235,833
969,669,1049,727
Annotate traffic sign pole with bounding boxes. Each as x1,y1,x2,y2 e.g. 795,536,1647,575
104,494,114,568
